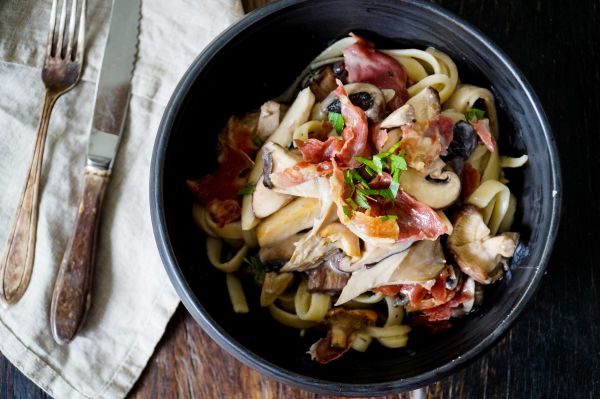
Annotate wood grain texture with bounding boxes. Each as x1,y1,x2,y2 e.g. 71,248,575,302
1,0,599,398
50,167,110,345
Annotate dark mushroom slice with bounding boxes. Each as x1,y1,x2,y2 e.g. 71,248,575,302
447,120,478,160
320,83,386,123
301,66,338,101
331,60,348,82
261,148,275,189
447,206,519,284
306,251,351,294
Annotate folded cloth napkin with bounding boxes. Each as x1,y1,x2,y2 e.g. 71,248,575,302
0,0,243,397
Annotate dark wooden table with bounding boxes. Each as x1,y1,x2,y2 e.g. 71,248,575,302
2,0,598,398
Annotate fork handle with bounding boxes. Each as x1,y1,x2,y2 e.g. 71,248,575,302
0,93,57,306
50,166,110,345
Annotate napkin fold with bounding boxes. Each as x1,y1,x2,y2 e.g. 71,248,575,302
0,0,243,397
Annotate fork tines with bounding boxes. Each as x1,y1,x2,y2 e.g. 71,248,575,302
47,0,86,62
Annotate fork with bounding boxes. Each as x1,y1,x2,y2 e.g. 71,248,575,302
0,0,86,306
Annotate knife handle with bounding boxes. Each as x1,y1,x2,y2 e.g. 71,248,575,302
50,166,110,345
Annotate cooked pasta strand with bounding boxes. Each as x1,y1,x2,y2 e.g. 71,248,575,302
226,274,249,314
206,237,248,273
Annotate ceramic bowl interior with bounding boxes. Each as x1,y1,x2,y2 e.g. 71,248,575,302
151,0,561,395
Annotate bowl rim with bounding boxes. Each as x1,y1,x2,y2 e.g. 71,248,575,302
150,0,562,394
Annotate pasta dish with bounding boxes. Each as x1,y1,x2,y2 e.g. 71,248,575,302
186,34,527,363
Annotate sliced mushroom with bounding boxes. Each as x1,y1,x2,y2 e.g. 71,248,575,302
446,120,478,160
326,308,377,349
302,66,338,101
336,240,446,305
307,252,351,294
453,277,476,317
380,86,441,129
256,197,320,247
319,83,386,123
256,101,282,140
447,206,519,284
251,143,300,218
343,240,414,272
399,167,461,209
378,127,403,152
258,233,304,265
260,272,294,307
268,87,315,146
252,176,293,218
319,223,361,258
280,179,339,272
407,86,441,122
445,264,461,291
308,307,377,364
380,103,416,129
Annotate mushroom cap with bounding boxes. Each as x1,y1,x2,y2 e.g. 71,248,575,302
447,206,519,284
399,166,461,210
380,86,441,129
320,83,386,123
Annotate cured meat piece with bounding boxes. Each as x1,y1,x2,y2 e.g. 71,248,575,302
471,118,496,152
343,34,409,109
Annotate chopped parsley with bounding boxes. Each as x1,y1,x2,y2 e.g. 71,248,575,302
328,112,345,134
342,205,352,218
342,143,408,215
465,108,485,121
237,184,255,196
380,215,398,222
244,256,264,284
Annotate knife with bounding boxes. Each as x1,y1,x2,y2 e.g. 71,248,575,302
50,0,141,345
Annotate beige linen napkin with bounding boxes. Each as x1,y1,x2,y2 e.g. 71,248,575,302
0,0,243,397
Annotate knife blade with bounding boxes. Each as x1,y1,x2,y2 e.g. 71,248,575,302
87,0,140,170
50,0,141,345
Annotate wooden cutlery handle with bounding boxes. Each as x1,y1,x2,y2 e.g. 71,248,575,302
50,166,110,345
0,94,56,306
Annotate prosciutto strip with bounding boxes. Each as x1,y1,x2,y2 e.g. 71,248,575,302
270,161,326,188
186,144,253,225
343,34,409,109
400,115,454,170
390,190,448,241
330,164,447,244
294,82,370,180
471,118,496,152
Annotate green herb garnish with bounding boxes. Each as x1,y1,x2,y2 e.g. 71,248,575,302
389,169,401,198
328,112,345,134
342,205,352,218
355,156,378,175
244,256,264,284
237,184,255,196
355,191,371,210
390,154,407,172
380,215,398,222
346,197,359,210
465,108,485,121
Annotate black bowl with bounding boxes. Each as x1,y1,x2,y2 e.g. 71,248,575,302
150,0,561,395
